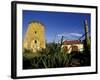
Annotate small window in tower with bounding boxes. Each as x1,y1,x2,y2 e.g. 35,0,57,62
35,40,37,43
35,31,37,34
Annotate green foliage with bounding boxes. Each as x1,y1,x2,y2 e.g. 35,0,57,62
23,42,90,69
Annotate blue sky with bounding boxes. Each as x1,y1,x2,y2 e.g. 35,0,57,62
23,10,91,43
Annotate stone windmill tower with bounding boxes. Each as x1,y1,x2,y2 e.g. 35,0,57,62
23,21,46,52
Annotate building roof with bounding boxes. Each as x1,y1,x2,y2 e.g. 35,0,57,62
63,40,82,45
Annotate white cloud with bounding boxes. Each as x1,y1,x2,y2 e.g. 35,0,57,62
57,33,82,37
70,33,82,37
57,33,68,37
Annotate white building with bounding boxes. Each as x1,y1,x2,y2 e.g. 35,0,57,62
61,40,83,53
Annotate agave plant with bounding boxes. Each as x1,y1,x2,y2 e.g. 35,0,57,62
23,42,72,69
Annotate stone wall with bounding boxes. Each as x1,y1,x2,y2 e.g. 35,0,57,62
23,21,46,52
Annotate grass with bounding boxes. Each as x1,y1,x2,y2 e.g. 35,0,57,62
23,43,90,69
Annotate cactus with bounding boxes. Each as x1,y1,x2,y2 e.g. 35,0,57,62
60,36,64,47
84,19,90,51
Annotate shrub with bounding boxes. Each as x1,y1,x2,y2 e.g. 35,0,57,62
23,43,90,69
